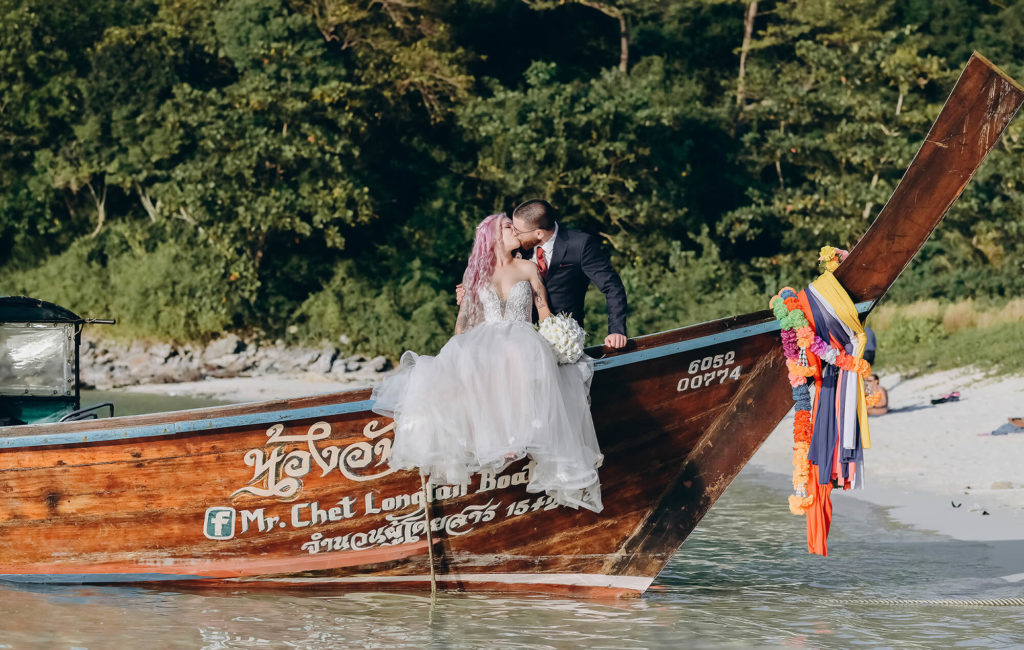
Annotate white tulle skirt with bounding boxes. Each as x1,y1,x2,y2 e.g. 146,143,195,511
371,320,603,512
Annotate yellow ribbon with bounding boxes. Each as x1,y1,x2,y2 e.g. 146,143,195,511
810,271,871,449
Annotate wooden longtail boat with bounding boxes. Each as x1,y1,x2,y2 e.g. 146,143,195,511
1,54,1022,597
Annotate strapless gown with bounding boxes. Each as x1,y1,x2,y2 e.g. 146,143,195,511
371,280,603,512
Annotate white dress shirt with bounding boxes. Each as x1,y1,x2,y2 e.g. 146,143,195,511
533,222,558,267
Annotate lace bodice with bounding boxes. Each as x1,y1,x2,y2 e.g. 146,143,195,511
481,280,533,323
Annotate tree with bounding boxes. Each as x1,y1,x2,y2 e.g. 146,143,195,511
726,0,950,267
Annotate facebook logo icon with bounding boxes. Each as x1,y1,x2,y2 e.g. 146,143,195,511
204,507,236,540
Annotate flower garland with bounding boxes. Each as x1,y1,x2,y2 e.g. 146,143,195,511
770,246,880,515
770,287,816,515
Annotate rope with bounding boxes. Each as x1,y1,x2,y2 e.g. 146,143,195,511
419,471,437,601
827,597,1024,607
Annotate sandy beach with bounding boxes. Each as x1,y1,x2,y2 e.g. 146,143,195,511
750,367,1024,543
122,366,1024,544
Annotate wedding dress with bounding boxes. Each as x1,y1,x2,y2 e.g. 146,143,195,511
371,280,603,512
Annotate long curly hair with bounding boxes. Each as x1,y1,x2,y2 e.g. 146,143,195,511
460,213,507,330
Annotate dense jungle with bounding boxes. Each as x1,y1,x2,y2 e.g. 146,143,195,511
4,0,1024,367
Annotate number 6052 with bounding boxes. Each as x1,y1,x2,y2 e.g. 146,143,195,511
687,351,736,374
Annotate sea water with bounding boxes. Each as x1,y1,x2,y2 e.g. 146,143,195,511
1,393,1021,648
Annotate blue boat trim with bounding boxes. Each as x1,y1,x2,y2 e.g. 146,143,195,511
0,573,214,584
591,301,874,371
0,400,377,450
0,301,873,450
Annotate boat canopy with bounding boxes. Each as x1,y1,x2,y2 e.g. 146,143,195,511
0,296,83,425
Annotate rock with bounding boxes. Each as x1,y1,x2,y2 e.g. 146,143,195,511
79,366,107,390
126,340,147,356
109,367,134,388
126,353,157,379
311,347,338,374
75,333,393,387
94,349,115,365
291,349,321,372
206,355,251,374
204,334,244,360
149,342,175,362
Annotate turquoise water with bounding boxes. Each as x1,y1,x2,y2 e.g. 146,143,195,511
79,390,230,417
2,393,1022,647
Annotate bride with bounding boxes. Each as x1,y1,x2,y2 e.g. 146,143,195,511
371,214,603,512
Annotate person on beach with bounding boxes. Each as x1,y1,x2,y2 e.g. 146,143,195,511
865,374,888,416
372,214,605,512
863,326,877,365
458,199,629,350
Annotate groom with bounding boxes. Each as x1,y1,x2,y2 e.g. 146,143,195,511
511,199,628,350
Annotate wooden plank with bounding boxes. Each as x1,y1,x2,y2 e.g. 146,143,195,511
837,53,1024,303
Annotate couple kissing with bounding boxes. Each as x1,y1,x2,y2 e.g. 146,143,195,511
372,199,629,513
456,199,628,350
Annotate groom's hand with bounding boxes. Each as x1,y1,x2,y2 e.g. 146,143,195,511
604,333,627,350
455,283,465,306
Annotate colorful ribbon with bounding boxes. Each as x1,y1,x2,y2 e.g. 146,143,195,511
770,246,878,556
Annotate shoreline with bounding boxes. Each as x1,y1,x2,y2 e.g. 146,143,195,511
121,366,1024,543
80,333,395,394
118,373,385,403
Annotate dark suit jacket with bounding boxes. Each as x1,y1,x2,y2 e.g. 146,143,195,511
538,227,628,336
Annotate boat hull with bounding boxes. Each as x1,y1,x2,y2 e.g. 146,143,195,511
0,312,784,597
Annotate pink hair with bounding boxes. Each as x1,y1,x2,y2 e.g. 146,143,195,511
460,213,507,328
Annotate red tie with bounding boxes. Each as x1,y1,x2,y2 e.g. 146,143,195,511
536,246,548,279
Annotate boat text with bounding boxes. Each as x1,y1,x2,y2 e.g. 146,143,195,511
232,419,397,500
677,350,742,392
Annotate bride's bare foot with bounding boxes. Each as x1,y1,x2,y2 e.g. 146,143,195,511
504,452,517,461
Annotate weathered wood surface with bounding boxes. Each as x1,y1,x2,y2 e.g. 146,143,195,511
0,54,1020,597
0,321,776,596
836,53,1024,302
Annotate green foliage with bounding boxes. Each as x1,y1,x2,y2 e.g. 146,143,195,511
728,0,952,260
3,0,1024,366
876,318,1024,375
587,228,762,340
458,58,714,250
292,259,453,357
6,222,243,340
879,315,944,352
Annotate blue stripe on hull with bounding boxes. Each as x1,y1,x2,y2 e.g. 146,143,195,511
0,400,376,450
593,319,777,371
0,573,212,584
0,302,872,450
593,300,872,371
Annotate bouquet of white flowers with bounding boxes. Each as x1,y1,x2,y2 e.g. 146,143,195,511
537,313,586,364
